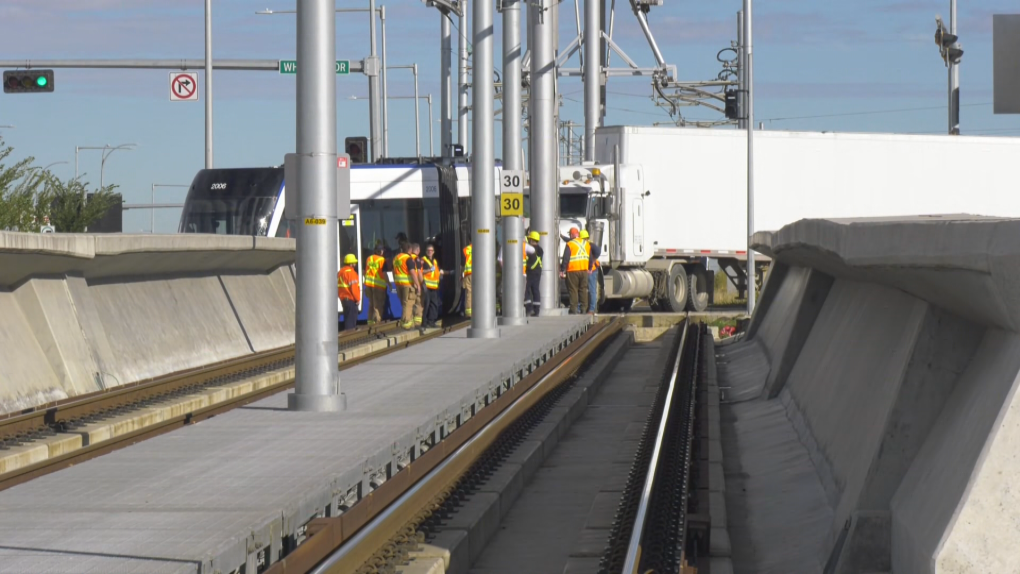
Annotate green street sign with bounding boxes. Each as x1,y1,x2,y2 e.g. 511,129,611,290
278,60,350,75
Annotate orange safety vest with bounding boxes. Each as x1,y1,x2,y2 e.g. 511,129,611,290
463,245,472,276
365,254,387,289
337,265,361,301
423,256,440,290
393,253,412,286
521,243,527,276
567,238,590,272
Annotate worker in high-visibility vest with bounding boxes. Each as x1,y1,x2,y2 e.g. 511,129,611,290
462,243,473,317
559,227,590,314
524,231,543,317
580,229,600,315
364,242,389,324
393,243,416,329
421,243,445,329
410,243,425,327
337,253,361,331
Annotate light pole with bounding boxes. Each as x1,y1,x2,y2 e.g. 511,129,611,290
387,64,421,156
151,184,189,233
205,0,214,168
427,93,434,156
935,4,963,135
75,144,136,185
743,0,755,316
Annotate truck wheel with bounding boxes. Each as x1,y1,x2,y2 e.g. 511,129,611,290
667,264,689,313
686,267,710,312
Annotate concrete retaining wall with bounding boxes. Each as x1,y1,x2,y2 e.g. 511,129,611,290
0,232,296,416
718,216,1020,573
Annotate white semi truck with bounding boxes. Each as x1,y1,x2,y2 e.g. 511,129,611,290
534,126,1020,312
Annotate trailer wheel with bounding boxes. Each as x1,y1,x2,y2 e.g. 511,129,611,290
686,267,710,312
667,264,689,313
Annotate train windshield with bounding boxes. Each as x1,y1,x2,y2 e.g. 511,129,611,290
179,168,283,235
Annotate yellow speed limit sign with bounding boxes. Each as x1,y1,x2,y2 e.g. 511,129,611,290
500,169,524,217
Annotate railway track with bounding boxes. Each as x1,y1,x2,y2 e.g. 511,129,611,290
256,316,705,574
0,319,464,491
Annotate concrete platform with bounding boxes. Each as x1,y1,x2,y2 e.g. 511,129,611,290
0,316,591,574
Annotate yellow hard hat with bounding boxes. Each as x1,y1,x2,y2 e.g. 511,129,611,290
579,230,589,239
344,253,358,264
527,231,540,242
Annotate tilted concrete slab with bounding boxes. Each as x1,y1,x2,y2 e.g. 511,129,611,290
0,232,296,415
715,216,1020,573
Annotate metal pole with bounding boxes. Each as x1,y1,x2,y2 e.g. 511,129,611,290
205,0,213,169
100,145,110,189
501,0,526,326
290,0,344,411
381,5,390,156
744,0,755,316
949,0,959,135
369,0,382,161
583,0,599,161
151,184,155,233
468,0,499,338
413,64,421,157
459,2,469,151
533,0,559,312
427,94,435,156
441,14,453,157
737,10,745,130
74,146,79,179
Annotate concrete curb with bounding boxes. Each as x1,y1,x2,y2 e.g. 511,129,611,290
418,330,635,574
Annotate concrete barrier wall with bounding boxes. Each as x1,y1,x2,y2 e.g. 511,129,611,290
0,232,296,416
720,216,1020,573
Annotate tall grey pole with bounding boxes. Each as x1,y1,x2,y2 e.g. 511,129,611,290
532,0,558,312
737,10,745,130
205,0,213,168
381,5,390,156
413,64,421,157
501,0,526,326
441,14,453,157
583,0,598,162
468,0,499,339
459,3,469,151
427,94,435,156
949,0,959,135
368,0,382,161
290,0,344,412
743,0,755,316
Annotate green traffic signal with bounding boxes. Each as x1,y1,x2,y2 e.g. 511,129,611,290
36,76,47,87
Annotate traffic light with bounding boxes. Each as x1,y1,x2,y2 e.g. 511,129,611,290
3,70,54,94
935,17,963,67
724,89,739,120
345,136,369,164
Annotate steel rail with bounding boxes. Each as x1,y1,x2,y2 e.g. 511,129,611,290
621,312,690,573
0,320,467,492
262,317,622,574
0,321,397,439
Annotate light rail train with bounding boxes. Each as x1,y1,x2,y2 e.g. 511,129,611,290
178,159,502,323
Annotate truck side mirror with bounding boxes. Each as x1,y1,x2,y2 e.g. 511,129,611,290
601,197,615,218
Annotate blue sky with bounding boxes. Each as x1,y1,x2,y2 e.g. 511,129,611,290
1,0,1017,232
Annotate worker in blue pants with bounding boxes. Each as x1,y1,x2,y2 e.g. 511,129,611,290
581,230,600,314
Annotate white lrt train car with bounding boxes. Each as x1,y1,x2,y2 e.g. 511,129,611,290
178,160,501,322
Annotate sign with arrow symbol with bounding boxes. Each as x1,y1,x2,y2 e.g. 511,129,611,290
169,72,199,101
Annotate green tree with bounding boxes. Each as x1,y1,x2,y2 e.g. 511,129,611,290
42,175,121,233
0,137,48,231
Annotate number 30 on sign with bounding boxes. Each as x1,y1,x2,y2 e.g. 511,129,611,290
500,169,524,217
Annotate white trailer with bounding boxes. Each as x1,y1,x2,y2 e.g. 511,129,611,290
543,125,1020,312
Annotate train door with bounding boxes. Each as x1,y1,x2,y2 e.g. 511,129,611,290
436,164,463,315
337,209,365,320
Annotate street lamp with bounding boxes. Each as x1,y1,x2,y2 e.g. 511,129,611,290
935,6,963,135
387,64,421,156
257,5,389,159
76,143,136,185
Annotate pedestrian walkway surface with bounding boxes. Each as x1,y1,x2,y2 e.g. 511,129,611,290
468,335,672,574
0,316,591,574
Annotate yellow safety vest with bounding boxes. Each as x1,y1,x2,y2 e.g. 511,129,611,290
423,256,440,290
393,253,412,286
567,238,590,272
463,245,472,276
365,254,387,289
